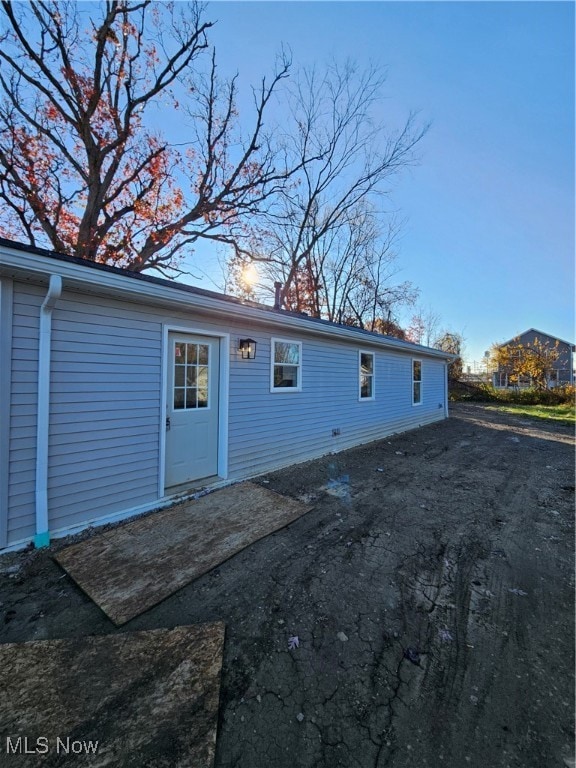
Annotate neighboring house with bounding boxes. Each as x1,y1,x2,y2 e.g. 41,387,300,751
0,238,455,552
492,328,575,389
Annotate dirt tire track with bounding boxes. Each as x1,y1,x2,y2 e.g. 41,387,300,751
0,404,573,768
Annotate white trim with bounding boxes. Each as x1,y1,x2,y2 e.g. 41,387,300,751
270,337,303,393
160,324,229,496
412,358,423,406
35,274,62,547
358,349,375,401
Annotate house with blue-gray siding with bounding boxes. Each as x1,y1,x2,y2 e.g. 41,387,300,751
0,238,455,552
492,328,574,389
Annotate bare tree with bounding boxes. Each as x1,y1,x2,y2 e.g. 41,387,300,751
327,211,418,329
0,0,296,274
227,203,418,331
230,60,427,310
406,305,442,347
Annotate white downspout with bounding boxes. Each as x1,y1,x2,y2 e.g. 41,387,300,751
34,274,62,548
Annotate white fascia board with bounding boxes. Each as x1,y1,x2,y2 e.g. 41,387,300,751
0,243,455,361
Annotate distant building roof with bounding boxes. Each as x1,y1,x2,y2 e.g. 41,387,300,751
496,328,574,350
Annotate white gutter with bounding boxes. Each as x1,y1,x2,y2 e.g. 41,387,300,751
34,274,62,547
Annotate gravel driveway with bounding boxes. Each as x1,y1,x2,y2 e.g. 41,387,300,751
1,403,574,768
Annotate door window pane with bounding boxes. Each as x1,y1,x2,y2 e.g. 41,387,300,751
186,388,197,409
186,344,198,365
175,365,185,387
173,341,210,409
174,388,185,409
198,367,208,389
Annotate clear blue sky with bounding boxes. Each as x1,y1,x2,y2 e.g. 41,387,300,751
183,1,575,366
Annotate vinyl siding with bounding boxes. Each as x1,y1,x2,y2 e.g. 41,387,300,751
47,292,163,532
7,283,41,544
227,336,446,479
5,278,448,548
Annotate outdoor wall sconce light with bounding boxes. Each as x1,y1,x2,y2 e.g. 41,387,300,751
239,338,257,359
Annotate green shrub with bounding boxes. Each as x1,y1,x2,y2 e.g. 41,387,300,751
499,385,575,405
449,381,575,405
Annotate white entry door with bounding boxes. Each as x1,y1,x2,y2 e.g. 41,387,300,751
165,333,220,488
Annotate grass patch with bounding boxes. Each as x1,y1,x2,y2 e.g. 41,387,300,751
487,403,575,426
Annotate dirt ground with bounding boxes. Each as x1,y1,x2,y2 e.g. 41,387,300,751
1,403,574,768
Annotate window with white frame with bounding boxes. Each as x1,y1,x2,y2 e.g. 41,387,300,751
359,351,375,400
412,359,422,405
271,339,302,391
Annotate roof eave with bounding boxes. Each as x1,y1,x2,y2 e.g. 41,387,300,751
0,240,455,361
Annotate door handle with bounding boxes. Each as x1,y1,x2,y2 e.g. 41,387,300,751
166,416,171,431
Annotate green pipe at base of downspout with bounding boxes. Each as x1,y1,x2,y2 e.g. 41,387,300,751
34,531,50,548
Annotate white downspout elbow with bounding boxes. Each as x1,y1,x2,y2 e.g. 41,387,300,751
34,274,62,548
